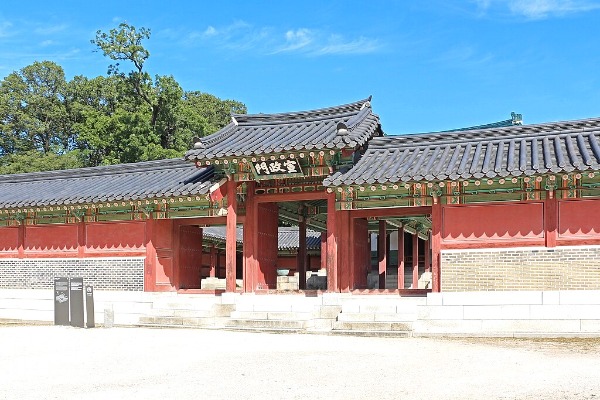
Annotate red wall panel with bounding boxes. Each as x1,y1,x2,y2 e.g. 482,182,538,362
25,224,78,252
256,203,279,289
442,202,544,246
0,227,19,254
178,225,203,289
86,221,145,252
558,199,600,239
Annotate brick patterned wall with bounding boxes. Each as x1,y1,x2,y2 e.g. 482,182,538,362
441,247,600,291
0,258,144,291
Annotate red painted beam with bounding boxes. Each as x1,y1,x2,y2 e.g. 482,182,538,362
350,206,432,219
225,178,238,292
255,190,327,203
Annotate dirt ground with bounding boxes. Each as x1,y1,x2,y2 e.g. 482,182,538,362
1,325,599,400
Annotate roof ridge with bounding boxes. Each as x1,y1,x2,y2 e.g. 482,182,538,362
231,97,371,121
377,116,600,149
0,158,193,184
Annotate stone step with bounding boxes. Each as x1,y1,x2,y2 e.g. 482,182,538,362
224,319,309,330
337,312,417,323
230,311,314,320
332,321,412,332
330,330,411,338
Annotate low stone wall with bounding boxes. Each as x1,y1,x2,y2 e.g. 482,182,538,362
0,258,145,291
441,246,600,292
414,290,600,337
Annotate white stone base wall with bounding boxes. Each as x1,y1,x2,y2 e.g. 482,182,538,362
414,290,600,337
0,258,145,291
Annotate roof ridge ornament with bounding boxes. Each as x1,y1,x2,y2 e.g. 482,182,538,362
192,136,205,149
231,115,238,126
336,122,349,136
360,100,371,110
511,112,523,125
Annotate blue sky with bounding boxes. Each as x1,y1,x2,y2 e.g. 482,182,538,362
1,0,600,135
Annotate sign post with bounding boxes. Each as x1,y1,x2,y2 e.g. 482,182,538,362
85,285,95,328
53,277,70,326
69,277,84,328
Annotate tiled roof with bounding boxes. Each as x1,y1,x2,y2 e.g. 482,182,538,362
202,226,322,250
0,159,214,209
324,116,600,186
184,97,382,161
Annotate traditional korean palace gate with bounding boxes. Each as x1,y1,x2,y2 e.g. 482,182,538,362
1,97,600,297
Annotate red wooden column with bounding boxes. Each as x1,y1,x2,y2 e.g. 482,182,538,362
243,181,256,292
545,189,558,248
144,217,156,292
337,210,351,292
77,220,86,257
209,245,217,277
326,191,338,292
17,223,25,259
424,237,431,273
320,232,327,270
225,178,238,292
431,198,442,292
397,226,405,290
378,220,386,289
412,233,419,289
298,204,307,290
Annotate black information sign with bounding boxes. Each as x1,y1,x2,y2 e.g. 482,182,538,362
251,157,304,180
85,285,95,328
53,277,70,326
69,277,84,328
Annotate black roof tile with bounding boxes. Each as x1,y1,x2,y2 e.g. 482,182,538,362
0,159,214,209
185,97,382,161
324,116,600,186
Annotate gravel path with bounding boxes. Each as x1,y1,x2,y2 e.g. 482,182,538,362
1,326,599,400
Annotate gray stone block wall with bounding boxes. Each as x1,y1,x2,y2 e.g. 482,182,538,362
0,258,144,291
442,246,600,292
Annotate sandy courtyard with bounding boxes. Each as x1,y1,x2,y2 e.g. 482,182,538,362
1,325,599,400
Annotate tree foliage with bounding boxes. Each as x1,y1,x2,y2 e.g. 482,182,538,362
0,23,246,174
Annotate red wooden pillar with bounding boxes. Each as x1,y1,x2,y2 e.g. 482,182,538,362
77,221,86,257
144,217,156,292
378,220,386,289
17,223,25,259
320,232,327,270
243,181,256,292
545,189,558,248
431,198,442,292
424,236,431,273
209,245,217,277
298,204,307,290
412,233,419,289
225,178,238,292
397,226,405,290
326,191,338,292
337,210,351,292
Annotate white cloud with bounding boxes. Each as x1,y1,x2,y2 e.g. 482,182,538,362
0,20,14,38
34,23,68,35
195,21,381,56
39,40,54,47
473,0,600,18
508,0,600,18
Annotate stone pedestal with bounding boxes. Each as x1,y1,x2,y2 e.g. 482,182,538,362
276,275,299,291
